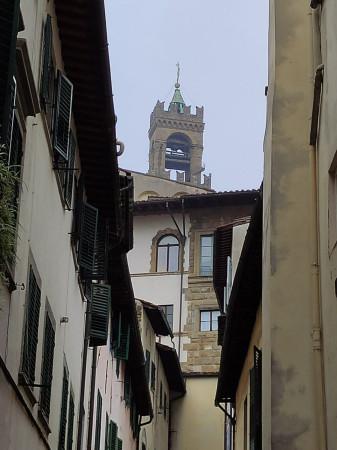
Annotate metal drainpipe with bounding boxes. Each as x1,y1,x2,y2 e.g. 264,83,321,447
216,403,236,450
309,7,328,449
76,299,91,450
86,346,98,450
136,415,153,450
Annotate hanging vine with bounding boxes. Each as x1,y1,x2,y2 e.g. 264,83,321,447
0,147,18,281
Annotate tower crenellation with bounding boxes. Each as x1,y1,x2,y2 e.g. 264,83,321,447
148,73,211,188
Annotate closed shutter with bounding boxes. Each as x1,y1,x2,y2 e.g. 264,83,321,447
114,312,130,360
109,421,118,450
53,71,73,160
82,219,108,280
111,311,120,350
145,350,150,383
40,15,52,106
66,391,75,450
124,368,131,405
40,313,55,419
64,132,75,209
58,368,69,450
22,267,41,384
3,77,16,156
78,202,98,273
89,284,111,347
117,438,123,450
249,347,262,450
0,0,20,145
151,362,156,390
94,390,102,450
104,414,109,450
119,175,134,252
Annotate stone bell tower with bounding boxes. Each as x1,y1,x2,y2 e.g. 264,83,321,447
148,67,211,188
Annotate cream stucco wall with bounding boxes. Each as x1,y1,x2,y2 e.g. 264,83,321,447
262,1,325,449
171,377,224,450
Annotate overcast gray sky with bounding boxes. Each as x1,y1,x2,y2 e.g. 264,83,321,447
105,0,269,191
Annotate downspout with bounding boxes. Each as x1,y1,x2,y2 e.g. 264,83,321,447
216,402,236,450
77,300,91,450
165,199,186,359
309,6,328,449
136,415,153,450
86,347,98,450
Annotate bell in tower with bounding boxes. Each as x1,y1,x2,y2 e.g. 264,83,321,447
148,65,211,188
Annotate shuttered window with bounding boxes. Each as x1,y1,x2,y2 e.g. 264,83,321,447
94,390,103,450
58,368,69,450
82,219,108,281
117,438,123,450
114,312,130,361
124,367,131,405
145,350,150,383
164,392,167,420
78,202,98,274
39,312,55,420
63,131,76,210
53,71,73,160
40,15,52,107
119,174,134,252
105,413,109,450
0,0,20,146
151,361,156,391
21,267,41,384
89,284,111,347
250,347,262,450
66,391,75,450
109,421,118,450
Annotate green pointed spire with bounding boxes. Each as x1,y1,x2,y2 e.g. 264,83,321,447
170,63,185,113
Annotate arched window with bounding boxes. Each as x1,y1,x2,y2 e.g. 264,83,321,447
156,235,180,272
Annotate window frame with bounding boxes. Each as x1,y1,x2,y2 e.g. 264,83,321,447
159,304,174,330
199,309,220,332
156,234,180,273
199,233,214,277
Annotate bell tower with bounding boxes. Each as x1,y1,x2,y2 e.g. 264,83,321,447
148,66,211,188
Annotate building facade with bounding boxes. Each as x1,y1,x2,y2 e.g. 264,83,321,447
0,1,151,450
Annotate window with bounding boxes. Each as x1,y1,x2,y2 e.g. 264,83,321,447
117,438,123,450
200,234,214,276
164,392,167,419
200,310,220,332
151,361,156,391
58,367,69,450
145,350,150,383
250,347,262,450
39,311,55,421
156,235,179,272
21,266,41,385
159,304,173,330
94,391,102,450
67,391,75,450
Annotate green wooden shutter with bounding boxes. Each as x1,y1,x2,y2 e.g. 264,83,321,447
145,350,150,383
250,347,262,450
111,311,121,350
40,15,52,106
109,421,118,450
94,390,103,450
78,202,98,273
105,413,109,450
83,219,108,280
115,312,130,360
64,132,75,209
40,313,55,419
89,284,111,347
124,368,131,405
0,0,20,145
151,361,156,390
58,368,69,450
22,267,41,384
53,71,73,160
117,438,122,450
66,391,75,450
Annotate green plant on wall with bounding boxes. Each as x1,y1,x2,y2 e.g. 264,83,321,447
0,147,18,281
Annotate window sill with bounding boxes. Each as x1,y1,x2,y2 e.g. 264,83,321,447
18,372,37,406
